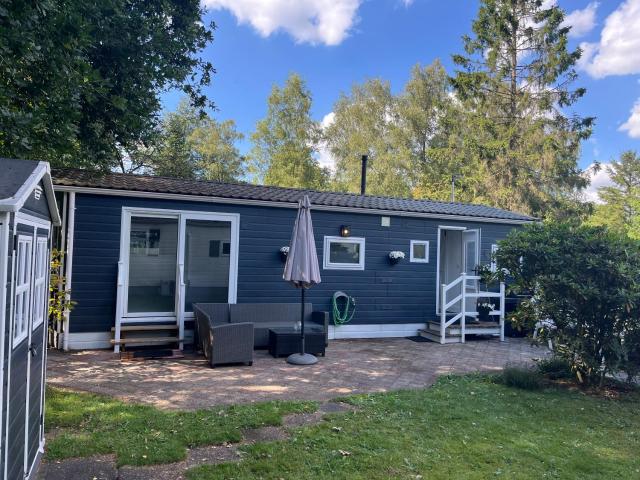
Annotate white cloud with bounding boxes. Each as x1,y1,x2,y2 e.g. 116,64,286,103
203,0,361,46
562,2,598,38
620,98,640,138
579,0,640,77
584,162,614,203
317,112,337,170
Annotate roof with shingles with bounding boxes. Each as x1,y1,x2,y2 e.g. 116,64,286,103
52,168,536,222
0,158,41,202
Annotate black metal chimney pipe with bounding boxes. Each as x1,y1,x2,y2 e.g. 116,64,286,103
360,154,368,195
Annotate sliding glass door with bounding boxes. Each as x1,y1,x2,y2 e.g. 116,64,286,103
127,215,179,315
119,209,239,324
183,219,232,312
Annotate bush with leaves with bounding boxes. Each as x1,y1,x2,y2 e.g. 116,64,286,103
49,249,75,347
490,222,640,387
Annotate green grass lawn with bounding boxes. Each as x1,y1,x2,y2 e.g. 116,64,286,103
45,387,316,466
46,375,640,479
187,375,640,480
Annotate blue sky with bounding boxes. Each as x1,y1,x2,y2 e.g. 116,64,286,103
163,0,640,198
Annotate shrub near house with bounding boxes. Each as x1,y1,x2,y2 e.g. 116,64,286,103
492,222,640,386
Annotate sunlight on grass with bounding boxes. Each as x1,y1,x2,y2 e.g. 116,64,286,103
184,375,640,480
45,387,317,466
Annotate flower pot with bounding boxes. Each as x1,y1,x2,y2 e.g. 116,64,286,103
280,251,288,263
388,257,401,266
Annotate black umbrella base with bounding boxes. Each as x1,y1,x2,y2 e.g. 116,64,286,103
286,353,318,365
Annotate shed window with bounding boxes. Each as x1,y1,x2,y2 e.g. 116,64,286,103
410,240,429,263
323,236,365,270
14,235,33,345
33,237,48,329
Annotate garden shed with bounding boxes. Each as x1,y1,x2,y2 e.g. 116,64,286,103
0,159,60,480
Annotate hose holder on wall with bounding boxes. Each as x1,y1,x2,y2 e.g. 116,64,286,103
332,291,356,325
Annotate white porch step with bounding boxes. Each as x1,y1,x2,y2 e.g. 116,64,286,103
426,321,501,336
418,329,462,344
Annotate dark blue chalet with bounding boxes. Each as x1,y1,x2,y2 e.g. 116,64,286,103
0,159,60,480
51,169,535,351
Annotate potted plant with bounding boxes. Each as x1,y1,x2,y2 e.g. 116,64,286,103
279,246,289,263
388,251,405,265
476,299,495,322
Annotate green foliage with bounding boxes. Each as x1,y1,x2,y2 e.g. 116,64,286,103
48,249,75,324
45,386,316,466
0,0,214,170
187,375,640,479
493,222,640,386
324,61,450,198
144,100,245,182
536,356,573,380
499,364,544,390
190,119,246,182
587,151,640,240
450,0,593,218
250,74,328,189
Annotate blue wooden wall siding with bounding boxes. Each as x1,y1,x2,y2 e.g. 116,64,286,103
69,193,518,334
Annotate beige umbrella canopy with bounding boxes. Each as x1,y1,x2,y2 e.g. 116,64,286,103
283,195,321,365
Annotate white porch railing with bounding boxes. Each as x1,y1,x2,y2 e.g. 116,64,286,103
439,273,505,344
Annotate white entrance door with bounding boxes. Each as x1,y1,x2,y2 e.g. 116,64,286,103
463,229,480,295
437,227,481,315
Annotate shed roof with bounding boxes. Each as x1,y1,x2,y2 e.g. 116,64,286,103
52,168,536,223
0,158,61,225
0,158,41,202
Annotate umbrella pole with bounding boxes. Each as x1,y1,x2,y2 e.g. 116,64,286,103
300,288,305,355
286,286,317,365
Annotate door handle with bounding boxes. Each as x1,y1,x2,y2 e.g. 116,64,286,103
29,343,37,357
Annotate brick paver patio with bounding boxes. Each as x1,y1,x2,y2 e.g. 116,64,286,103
47,337,545,410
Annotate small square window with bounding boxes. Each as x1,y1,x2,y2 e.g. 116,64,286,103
323,236,365,270
410,240,429,263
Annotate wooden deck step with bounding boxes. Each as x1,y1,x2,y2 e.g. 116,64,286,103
110,336,181,345
111,325,178,332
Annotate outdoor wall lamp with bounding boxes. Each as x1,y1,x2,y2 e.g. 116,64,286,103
340,225,351,237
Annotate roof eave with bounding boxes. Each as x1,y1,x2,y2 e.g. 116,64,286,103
0,162,61,225
52,184,536,225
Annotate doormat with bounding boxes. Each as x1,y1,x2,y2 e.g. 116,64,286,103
405,336,431,343
120,349,184,361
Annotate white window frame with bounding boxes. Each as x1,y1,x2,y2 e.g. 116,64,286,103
32,237,48,329
13,235,33,346
323,236,365,271
410,240,429,263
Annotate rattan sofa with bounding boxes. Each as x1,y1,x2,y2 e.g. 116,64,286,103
194,302,329,350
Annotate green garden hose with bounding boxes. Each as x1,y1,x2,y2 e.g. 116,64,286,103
332,291,356,325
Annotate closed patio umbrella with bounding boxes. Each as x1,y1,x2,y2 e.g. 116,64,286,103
283,195,321,365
